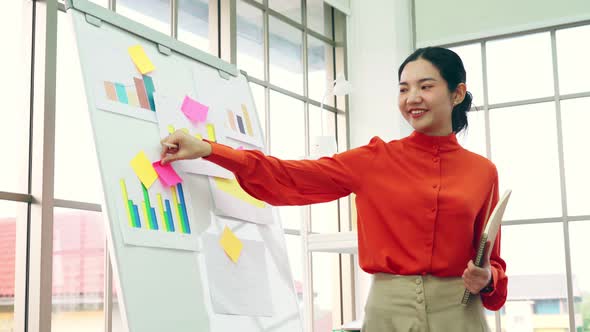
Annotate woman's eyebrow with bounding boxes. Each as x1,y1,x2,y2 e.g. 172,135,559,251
399,78,437,85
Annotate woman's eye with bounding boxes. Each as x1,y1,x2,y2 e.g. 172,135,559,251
399,88,407,93
422,85,432,90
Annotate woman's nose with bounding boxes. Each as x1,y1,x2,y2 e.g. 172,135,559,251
407,89,422,104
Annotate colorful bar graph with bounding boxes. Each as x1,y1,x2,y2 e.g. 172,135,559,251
143,75,156,111
120,178,190,234
120,180,137,228
241,104,254,136
115,83,129,104
104,75,156,114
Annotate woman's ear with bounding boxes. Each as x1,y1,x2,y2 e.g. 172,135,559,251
452,83,467,105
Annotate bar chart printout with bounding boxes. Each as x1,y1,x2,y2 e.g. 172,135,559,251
96,74,159,123
116,175,198,251
224,104,264,148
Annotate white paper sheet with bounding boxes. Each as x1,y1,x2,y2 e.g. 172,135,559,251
202,232,274,317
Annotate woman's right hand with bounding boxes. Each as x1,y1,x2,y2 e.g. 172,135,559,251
160,130,212,165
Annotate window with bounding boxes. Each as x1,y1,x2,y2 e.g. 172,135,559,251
237,2,349,330
438,22,590,331
116,0,170,35
534,300,561,315
0,201,24,332
55,12,102,204
490,102,561,220
486,33,554,104
52,209,105,332
178,0,210,53
1,0,29,193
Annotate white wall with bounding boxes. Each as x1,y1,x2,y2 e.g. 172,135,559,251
347,0,413,149
415,0,590,47
346,0,414,320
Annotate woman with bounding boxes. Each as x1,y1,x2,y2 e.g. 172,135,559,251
161,47,507,331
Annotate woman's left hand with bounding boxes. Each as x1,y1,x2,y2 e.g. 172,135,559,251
462,242,492,294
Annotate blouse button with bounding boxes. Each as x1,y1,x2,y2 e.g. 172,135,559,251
433,157,439,163
432,184,438,189
431,208,436,213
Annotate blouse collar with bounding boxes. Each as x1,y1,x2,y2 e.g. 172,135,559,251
404,130,462,152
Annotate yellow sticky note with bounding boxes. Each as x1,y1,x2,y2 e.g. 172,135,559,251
219,226,243,263
130,151,158,189
214,178,265,208
195,134,203,140
167,125,176,134
206,124,216,142
128,45,155,74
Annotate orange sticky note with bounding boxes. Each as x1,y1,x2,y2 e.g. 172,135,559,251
219,226,243,263
130,151,158,189
128,45,155,74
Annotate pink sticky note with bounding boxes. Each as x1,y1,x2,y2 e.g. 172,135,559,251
181,96,209,123
152,161,183,186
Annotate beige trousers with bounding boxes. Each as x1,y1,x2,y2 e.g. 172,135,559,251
362,273,490,332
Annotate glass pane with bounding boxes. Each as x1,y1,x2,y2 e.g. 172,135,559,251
310,201,338,233
269,17,303,95
178,0,210,53
487,33,554,104
309,104,336,144
456,109,486,157
0,1,29,193
557,25,590,95
569,220,590,332
0,201,23,332
312,252,340,332
270,91,304,230
237,1,264,80
336,111,347,155
500,223,568,332
307,0,333,37
249,82,266,139
285,234,303,305
450,43,484,107
308,105,339,233
88,0,108,7
308,35,334,103
52,208,105,332
269,91,305,159
55,14,103,204
490,102,561,220
117,0,170,35
561,98,590,216
269,0,302,23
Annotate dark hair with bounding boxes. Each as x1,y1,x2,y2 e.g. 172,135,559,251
398,47,472,133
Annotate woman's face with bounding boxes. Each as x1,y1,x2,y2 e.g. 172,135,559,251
398,58,463,136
